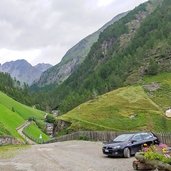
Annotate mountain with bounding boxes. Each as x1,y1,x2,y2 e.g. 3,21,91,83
35,12,128,87
58,73,171,132
0,60,52,85
34,63,52,72
43,0,170,114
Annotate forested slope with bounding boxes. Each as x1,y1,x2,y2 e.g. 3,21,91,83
51,0,170,113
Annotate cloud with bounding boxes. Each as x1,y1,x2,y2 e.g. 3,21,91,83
0,0,147,65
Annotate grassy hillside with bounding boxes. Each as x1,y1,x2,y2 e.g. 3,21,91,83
0,91,48,140
0,104,24,138
58,79,171,132
23,122,50,143
0,91,44,120
143,73,171,111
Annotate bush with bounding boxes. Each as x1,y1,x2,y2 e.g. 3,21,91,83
146,60,159,75
28,117,35,122
11,107,15,112
144,151,171,164
143,144,171,164
45,114,56,123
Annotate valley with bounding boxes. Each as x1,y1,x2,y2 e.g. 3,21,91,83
0,1,171,170
1,0,171,142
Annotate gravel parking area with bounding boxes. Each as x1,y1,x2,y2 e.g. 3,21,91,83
0,141,135,171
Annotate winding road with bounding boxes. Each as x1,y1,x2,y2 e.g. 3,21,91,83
16,121,36,145
16,113,48,145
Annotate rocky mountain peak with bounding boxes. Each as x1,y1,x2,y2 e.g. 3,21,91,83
0,59,52,85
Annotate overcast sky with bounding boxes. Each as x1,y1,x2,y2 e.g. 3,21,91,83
0,0,148,66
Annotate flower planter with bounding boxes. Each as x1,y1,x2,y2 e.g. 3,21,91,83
133,160,155,170
134,152,171,171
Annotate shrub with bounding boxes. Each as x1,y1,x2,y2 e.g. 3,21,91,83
146,60,159,75
28,117,35,122
45,114,56,123
11,107,15,112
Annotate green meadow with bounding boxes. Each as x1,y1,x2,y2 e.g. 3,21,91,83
23,122,50,143
0,92,44,120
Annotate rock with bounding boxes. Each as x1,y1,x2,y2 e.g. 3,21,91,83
166,109,171,118
143,82,160,92
53,120,71,135
0,136,21,145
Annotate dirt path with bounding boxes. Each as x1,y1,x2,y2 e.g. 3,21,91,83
0,141,135,171
16,121,36,145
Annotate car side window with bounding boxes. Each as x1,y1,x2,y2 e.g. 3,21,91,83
141,133,153,140
132,134,142,142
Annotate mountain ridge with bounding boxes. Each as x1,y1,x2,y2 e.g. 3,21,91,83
0,59,52,85
43,0,168,113
35,12,128,87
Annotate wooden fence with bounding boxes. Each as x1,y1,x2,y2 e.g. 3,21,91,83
46,131,171,146
155,132,171,146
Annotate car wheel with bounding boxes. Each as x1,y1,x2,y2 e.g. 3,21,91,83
123,148,131,158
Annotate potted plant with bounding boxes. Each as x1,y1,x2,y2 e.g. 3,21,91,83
133,144,171,171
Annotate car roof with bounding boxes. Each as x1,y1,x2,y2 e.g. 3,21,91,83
121,132,153,136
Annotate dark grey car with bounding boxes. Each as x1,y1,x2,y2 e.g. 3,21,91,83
102,132,159,158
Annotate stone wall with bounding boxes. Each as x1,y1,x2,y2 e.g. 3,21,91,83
0,136,20,145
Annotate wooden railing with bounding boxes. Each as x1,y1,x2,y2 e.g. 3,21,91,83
46,131,171,146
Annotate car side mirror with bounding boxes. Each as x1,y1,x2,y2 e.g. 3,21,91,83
131,140,137,144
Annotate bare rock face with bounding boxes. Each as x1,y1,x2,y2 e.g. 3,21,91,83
34,63,52,72
53,120,71,135
38,57,80,86
35,12,128,87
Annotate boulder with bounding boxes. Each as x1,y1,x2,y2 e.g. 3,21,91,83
166,109,171,118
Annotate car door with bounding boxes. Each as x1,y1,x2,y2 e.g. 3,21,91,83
141,133,154,146
130,134,143,154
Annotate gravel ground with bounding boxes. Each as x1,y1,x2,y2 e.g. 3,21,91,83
0,141,135,171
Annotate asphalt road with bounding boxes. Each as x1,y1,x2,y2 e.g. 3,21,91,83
0,141,135,171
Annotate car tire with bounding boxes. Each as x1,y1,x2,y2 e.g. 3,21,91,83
123,147,131,158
